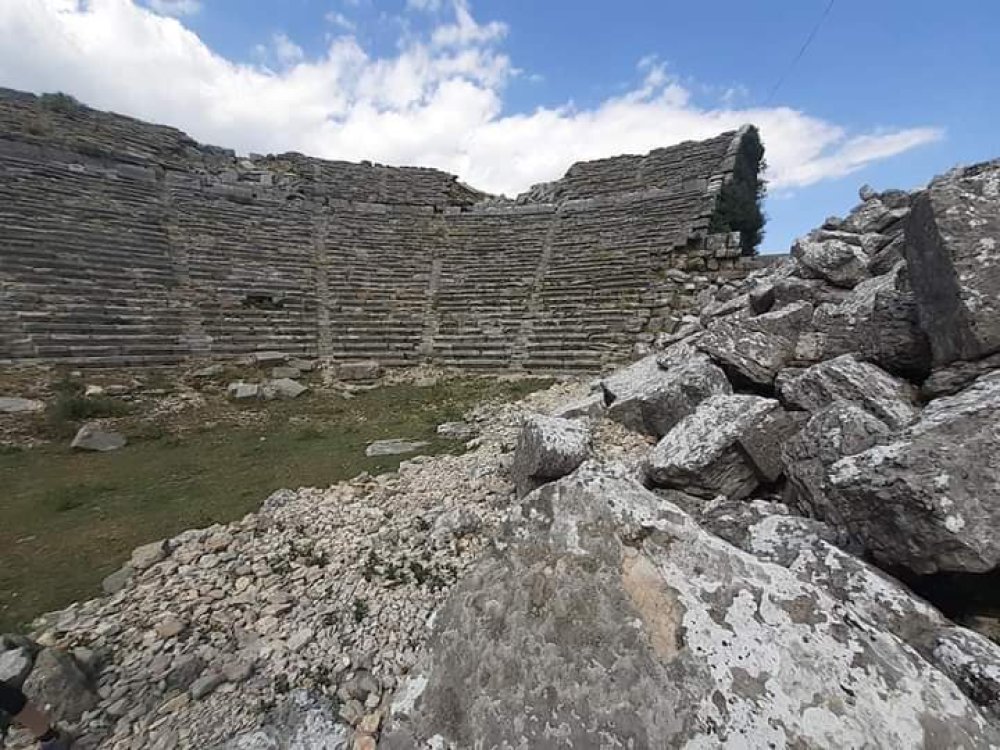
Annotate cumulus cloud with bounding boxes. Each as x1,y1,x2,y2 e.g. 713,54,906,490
145,0,200,16
0,0,941,197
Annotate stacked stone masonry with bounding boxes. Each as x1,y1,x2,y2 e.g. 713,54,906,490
0,88,768,370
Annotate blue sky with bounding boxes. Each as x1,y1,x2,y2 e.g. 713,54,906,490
1,1,997,252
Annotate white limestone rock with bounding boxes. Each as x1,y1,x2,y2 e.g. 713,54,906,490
792,237,869,288
511,414,590,497
0,396,44,413
227,382,260,400
777,353,919,429
70,423,127,452
646,394,779,499
827,371,1000,574
604,352,731,438
365,439,430,457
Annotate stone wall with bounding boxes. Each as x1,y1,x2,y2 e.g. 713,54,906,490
0,89,768,370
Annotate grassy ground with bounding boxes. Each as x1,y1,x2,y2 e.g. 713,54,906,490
0,376,550,631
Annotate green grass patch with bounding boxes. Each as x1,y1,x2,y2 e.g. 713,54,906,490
0,376,550,631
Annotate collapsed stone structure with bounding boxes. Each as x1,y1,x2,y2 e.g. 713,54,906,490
0,88,768,371
4,155,1000,749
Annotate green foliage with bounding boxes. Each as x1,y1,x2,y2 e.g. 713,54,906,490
39,92,83,114
352,598,369,623
709,126,767,256
45,379,131,436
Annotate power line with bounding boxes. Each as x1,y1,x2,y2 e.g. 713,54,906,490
765,0,836,105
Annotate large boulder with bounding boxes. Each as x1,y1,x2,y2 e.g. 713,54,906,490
903,162,1000,367
604,353,731,438
809,265,931,379
792,237,869,288
701,499,1000,720
382,465,1000,749
696,320,795,389
21,648,97,724
827,371,1000,574
646,394,780,499
782,401,894,528
511,414,590,497
777,353,919,429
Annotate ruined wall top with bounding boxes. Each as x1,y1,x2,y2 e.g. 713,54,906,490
0,88,756,217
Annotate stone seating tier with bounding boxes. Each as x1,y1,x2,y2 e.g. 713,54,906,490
0,89,765,371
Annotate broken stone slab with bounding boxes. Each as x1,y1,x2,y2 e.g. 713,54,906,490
365,439,429,458
227,382,260,400
191,363,225,379
0,396,44,413
250,351,287,366
382,464,1000,749
781,401,893,530
777,353,919,430
735,407,809,483
792,237,869,288
101,566,133,595
904,163,1000,366
696,320,795,389
270,366,302,380
605,353,731,438
335,360,382,381
646,393,780,499
21,648,97,724
435,422,478,441
827,371,1000,574
511,414,590,497
70,423,126,452
262,378,309,400
286,358,317,372
809,265,931,380
130,539,168,571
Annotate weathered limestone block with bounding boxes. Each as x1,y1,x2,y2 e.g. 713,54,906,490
792,237,868,288
702,499,1000,720
604,353,731,438
511,414,590,497
904,163,1000,366
383,465,1000,749
22,648,97,724
827,372,1000,574
647,394,779,499
777,353,919,430
0,397,44,413
735,407,809,483
227,382,260,400
365,439,429,457
782,402,893,528
262,378,308,400
696,319,796,389
70,423,127,452
809,264,931,379
334,360,382,381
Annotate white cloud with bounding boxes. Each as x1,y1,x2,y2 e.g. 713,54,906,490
0,0,941,198
146,0,200,16
325,12,356,33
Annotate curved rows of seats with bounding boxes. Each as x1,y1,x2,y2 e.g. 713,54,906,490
0,147,189,365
